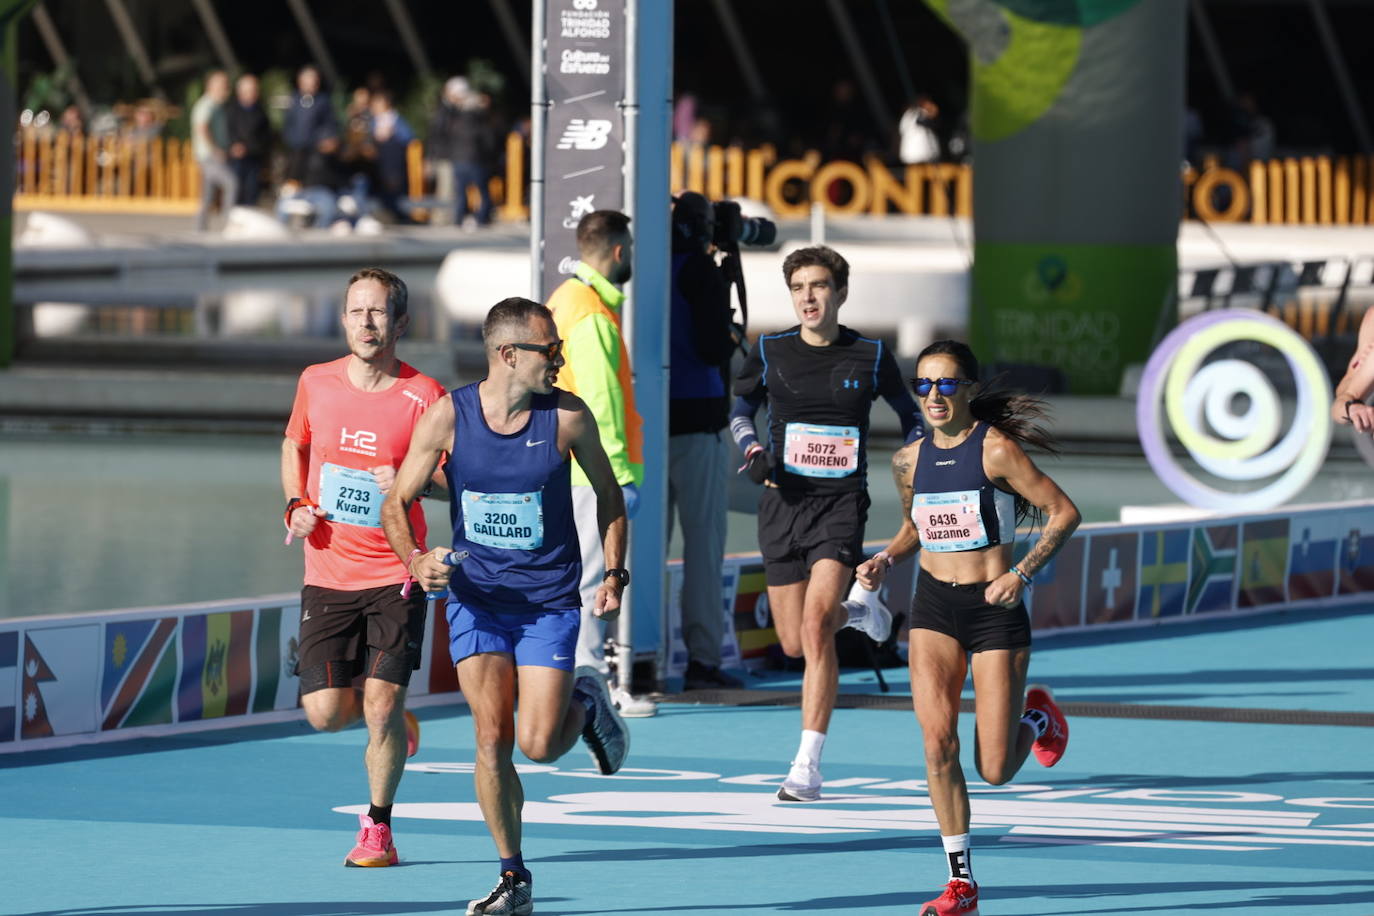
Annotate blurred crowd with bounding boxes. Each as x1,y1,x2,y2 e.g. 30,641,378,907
19,64,510,232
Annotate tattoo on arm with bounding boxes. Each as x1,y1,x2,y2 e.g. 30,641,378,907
1020,524,1070,577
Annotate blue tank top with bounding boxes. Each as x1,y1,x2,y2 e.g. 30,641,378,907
911,422,1017,553
444,383,581,614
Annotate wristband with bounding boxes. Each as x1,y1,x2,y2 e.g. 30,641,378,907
1345,399,1361,421
1010,566,1033,588
399,548,424,598
872,551,894,568
284,496,318,527
738,443,763,473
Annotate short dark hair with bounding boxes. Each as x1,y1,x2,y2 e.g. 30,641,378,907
782,245,849,291
576,210,631,258
346,267,408,319
483,297,553,348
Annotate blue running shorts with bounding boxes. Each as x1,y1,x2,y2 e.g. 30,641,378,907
446,599,581,671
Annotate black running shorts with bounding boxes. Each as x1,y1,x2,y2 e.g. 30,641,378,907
909,571,1032,653
757,487,870,586
297,584,427,689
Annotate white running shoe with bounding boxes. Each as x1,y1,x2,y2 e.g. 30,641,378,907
573,665,631,774
466,870,533,915
843,581,892,643
611,686,659,718
777,758,822,801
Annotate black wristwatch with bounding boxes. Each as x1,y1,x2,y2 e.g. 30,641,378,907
1345,399,1362,421
603,567,630,588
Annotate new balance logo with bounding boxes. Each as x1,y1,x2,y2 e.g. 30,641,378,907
556,118,612,150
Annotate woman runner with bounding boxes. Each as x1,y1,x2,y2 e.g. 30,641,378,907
855,340,1081,916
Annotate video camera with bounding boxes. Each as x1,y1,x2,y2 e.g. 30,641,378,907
671,192,776,253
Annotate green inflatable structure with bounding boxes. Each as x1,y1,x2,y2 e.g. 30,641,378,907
926,0,1186,394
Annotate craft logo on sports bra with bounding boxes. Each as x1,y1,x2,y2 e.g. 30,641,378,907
339,428,378,457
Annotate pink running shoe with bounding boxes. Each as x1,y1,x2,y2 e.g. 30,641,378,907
344,814,399,867
920,879,979,916
404,709,420,759
1025,684,1069,767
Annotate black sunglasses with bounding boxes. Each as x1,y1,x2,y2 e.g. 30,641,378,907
507,340,564,362
912,377,974,397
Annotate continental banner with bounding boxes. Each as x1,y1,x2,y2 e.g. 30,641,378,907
926,0,1185,394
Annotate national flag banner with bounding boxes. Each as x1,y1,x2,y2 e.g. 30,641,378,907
731,562,776,659
101,617,178,730
717,564,744,672
1084,532,1139,624
1026,534,1085,631
665,564,690,677
1337,509,1374,595
21,625,100,740
1287,515,1341,602
1136,528,1189,619
177,610,254,722
1238,518,1290,608
1187,523,1237,614
0,630,17,742
251,606,280,712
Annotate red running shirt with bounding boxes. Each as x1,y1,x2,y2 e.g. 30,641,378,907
285,357,446,590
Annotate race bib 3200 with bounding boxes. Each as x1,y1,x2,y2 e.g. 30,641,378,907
463,489,544,550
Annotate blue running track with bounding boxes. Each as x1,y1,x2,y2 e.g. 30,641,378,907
4,606,1372,915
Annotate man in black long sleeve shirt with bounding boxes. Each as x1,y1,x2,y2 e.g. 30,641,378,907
730,245,923,801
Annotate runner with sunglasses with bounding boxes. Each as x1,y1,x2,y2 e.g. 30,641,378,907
382,297,631,916
855,339,1081,916
730,245,923,802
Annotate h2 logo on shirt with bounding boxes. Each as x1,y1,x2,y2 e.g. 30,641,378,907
339,427,378,456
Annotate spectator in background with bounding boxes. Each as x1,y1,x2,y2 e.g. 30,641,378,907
57,104,83,136
125,103,160,143
227,73,273,206
432,77,496,228
898,94,941,165
369,89,414,224
283,65,337,184
427,78,462,215
191,70,236,231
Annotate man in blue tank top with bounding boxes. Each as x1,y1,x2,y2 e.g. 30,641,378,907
381,297,631,916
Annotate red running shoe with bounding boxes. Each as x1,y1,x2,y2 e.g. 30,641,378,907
344,814,399,867
920,879,979,915
404,709,420,758
1025,684,1069,767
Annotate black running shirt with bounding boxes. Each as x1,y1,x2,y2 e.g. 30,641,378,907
733,325,918,494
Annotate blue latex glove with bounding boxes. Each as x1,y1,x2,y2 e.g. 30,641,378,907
621,483,640,520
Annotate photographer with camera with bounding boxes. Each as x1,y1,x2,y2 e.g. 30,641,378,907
667,192,756,691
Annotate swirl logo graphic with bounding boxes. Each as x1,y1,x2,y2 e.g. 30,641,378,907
1137,310,1332,510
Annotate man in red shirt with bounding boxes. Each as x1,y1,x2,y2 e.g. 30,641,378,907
282,267,447,867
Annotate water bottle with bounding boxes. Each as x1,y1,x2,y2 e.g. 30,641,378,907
425,549,469,600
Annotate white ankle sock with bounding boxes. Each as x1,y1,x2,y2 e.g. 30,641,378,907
1021,707,1049,739
797,729,826,764
941,833,972,884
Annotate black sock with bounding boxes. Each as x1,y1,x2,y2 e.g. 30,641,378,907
500,853,531,883
367,803,393,827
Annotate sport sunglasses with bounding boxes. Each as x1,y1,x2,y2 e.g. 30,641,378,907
507,340,564,361
911,377,974,397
